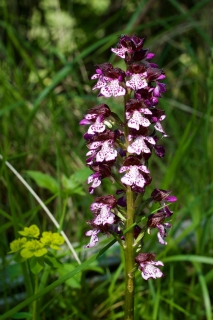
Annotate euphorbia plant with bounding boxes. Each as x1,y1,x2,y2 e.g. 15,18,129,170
80,35,177,320
9,224,64,320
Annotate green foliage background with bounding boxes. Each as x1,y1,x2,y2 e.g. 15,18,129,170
0,0,213,319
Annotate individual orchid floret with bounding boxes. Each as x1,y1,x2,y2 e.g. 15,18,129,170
86,141,116,164
111,35,155,65
147,211,172,245
150,189,177,219
127,128,165,159
86,130,118,164
126,64,148,91
119,156,151,192
94,195,117,210
92,63,126,97
153,143,165,158
85,227,101,248
145,108,168,137
125,99,152,130
91,62,112,86
90,195,117,226
146,67,166,98
128,131,155,155
79,104,111,135
154,122,167,137
85,220,115,248
85,195,117,248
132,49,155,65
127,110,151,130
149,108,166,123
88,116,106,135
96,140,117,162
135,253,164,280
93,204,115,225
111,35,145,59
151,189,177,204
153,82,166,98
148,134,166,158
88,163,112,194
126,99,152,117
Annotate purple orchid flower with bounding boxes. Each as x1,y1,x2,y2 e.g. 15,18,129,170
125,99,152,130
91,63,126,97
151,189,177,204
135,253,164,280
111,35,155,66
147,210,172,245
80,104,111,135
126,64,148,91
127,134,155,155
119,156,151,191
86,130,118,164
111,35,145,59
88,163,112,194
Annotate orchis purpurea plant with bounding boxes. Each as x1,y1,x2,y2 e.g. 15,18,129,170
80,35,177,320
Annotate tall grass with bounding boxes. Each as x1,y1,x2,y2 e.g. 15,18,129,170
0,0,213,319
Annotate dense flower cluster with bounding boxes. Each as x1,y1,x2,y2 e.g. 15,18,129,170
9,225,64,259
80,35,177,280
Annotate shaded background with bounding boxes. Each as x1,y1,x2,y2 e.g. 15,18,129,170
0,0,213,319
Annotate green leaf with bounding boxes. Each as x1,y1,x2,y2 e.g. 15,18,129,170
193,263,212,320
29,257,44,274
57,263,82,289
61,174,86,196
71,167,92,183
4,263,22,281
14,252,27,264
44,255,63,268
163,255,213,265
61,174,78,190
25,171,59,194
12,312,32,319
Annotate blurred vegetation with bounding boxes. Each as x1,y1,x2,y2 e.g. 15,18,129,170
0,0,213,319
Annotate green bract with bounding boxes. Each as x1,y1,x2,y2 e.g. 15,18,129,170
9,237,27,253
40,231,64,250
21,240,48,258
19,225,40,238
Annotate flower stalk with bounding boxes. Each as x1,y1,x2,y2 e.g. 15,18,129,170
124,186,135,319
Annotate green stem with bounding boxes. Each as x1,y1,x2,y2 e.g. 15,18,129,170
123,90,135,320
38,265,51,310
21,261,33,298
124,186,135,320
32,274,39,320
